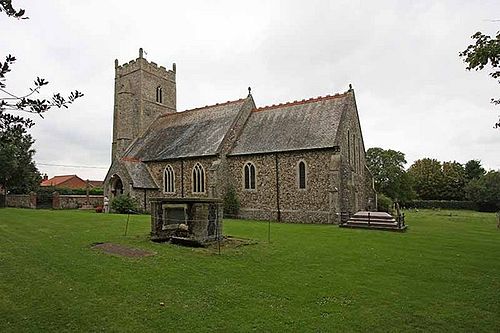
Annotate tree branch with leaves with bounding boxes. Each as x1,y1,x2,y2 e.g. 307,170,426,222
460,31,500,128
0,0,84,195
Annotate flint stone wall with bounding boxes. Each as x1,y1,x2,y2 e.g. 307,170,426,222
6,194,32,208
56,195,104,209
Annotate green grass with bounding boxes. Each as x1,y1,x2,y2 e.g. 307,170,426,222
0,209,499,332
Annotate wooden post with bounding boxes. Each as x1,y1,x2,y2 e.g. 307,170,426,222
85,179,90,205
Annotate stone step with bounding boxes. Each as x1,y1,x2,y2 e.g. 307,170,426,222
347,218,397,224
340,222,407,232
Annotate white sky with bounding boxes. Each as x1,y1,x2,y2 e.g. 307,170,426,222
1,0,499,181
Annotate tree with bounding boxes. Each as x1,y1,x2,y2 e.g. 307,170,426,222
441,161,466,200
408,158,444,200
1,1,83,121
464,159,486,182
0,0,83,195
460,31,500,128
365,147,415,202
465,171,500,212
0,0,26,19
0,117,40,193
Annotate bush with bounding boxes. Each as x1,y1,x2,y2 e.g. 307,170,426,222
223,186,239,216
406,200,477,210
110,195,138,214
377,193,393,213
465,171,500,212
37,186,104,196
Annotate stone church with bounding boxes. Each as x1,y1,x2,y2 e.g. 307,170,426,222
104,49,376,224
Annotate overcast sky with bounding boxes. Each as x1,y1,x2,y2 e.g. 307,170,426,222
1,0,499,180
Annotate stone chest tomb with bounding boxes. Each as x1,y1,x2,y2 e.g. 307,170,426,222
150,198,223,245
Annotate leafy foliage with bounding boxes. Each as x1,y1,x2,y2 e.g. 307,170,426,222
465,171,500,212
409,159,468,201
366,147,415,202
408,158,445,200
110,195,138,214
0,0,27,19
0,54,84,118
223,186,240,216
464,159,486,182
37,186,104,196
406,200,476,211
377,193,393,213
441,161,466,200
0,1,83,195
460,31,500,128
0,117,40,194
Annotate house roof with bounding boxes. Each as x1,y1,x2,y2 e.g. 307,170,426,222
40,175,83,187
124,98,247,162
229,92,350,156
88,180,104,188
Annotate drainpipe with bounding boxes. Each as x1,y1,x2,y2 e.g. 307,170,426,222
275,153,281,222
181,160,185,198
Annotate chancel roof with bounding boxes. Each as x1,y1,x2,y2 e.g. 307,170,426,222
124,99,247,161
229,92,350,156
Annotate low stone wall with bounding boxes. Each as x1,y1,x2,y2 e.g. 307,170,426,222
5,193,103,209
55,195,104,209
5,194,33,208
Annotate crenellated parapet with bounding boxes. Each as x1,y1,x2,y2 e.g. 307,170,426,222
115,48,176,82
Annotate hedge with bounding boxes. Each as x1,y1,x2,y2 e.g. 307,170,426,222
405,200,477,210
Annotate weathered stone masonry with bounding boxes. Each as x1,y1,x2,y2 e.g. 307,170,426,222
104,50,376,223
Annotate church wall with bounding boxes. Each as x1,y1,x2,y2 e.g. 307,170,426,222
227,149,339,223
227,154,278,221
146,156,218,200
336,92,374,215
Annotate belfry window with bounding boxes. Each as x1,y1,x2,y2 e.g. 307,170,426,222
156,86,163,103
192,163,205,193
298,161,307,189
163,165,175,193
244,162,256,190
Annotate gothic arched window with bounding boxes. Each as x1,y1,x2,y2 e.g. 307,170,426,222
163,165,175,193
156,86,163,103
353,133,356,172
347,130,351,164
192,163,205,193
298,160,307,189
243,162,256,190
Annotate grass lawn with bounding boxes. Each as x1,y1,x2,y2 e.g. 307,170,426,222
0,208,499,332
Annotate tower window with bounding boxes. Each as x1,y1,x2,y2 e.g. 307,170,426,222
298,160,307,189
163,165,175,193
156,86,163,103
192,163,205,193
243,162,256,190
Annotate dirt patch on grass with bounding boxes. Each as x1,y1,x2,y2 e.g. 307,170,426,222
92,243,155,258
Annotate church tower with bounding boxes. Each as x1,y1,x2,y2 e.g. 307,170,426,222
111,48,176,161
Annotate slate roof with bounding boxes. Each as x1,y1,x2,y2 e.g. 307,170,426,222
122,158,158,189
124,99,247,162
229,92,350,156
